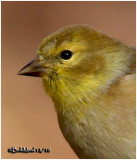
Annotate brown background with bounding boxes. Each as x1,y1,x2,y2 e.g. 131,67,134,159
2,1,136,159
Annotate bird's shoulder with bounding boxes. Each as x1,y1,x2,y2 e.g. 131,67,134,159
107,45,136,106
107,74,136,105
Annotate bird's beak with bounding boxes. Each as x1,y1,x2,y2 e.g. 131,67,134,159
18,56,46,77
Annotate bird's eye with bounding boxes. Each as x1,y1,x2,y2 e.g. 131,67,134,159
60,50,72,60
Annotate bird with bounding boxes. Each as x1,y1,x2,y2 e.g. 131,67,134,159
18,25,136,159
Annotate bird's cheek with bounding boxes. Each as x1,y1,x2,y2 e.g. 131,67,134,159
90,56,105,73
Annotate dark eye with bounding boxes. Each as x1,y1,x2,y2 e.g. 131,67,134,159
60,50,72,60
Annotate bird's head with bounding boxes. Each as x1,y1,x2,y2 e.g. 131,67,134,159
18,25,130,102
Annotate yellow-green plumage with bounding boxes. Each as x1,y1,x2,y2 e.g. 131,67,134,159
18,25,136,158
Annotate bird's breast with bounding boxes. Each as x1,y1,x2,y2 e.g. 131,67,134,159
56,100,135,159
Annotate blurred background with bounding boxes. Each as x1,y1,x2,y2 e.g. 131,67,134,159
1,1,136,159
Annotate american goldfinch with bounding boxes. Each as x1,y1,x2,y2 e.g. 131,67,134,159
18,25,136,159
